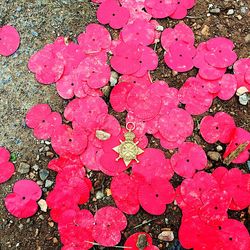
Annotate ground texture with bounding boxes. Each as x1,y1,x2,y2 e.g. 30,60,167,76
0,0,249,249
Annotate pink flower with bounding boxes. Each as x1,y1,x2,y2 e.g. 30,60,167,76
77,53,111,89
78,24,111,54
233,58,250,91
120,0,152,22
170,0,196,19
161,22,195,51
97,0,130,29
59,209,94,250
110,42,142,74
144,0,177,18
0,25,20,56
138,177,175,215
219,168,250,211
5,180,42,218
51,125,88,157
92,206,127,246
158,108,194,149
64,96,108,128
121,19,155,46
200,112,236,144
171,142,207,178
164,41,196,72
111,173,141,214
178,77,214,115
26,104,62,140
28,44,65,84
204,37,237,69
124,232,159,250
56,70,102,99
0,147,15,184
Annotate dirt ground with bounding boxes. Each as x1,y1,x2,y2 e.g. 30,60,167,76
0,0,249,249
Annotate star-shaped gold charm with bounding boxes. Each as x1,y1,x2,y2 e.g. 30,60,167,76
113,127,144,167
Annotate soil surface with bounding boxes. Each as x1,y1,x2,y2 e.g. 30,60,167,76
0,0,249,250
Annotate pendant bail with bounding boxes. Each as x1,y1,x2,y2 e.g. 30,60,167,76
126,122,135,132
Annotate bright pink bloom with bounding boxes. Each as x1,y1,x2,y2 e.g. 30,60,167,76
121,19,155,46
51,125,88,157
161,22,194,51
158,108,194,148
200,112,236,144
111,173,141,214
111,42,142,75
132,46,158,77
5,180,42,218
0,25,20,56
220,168,250,210
170,0,196,19
0,147,15,184
138,177,175,215
56,71,102,99
178,77,214,115
77,53,111,89
199,188,230,226
144,0,177,18
78,24,111,54
97,0,130,29
119,72,152,86
59,209,94,250
28,45,65,84
126,84,162,120
164,41,196,72
124,232,159,250
132,148,174,183
64,96,108,128
26,104,62,139
234,58,250,90
204,37,237,68
171,142,207,178
92,206,127,246
120,0,152,22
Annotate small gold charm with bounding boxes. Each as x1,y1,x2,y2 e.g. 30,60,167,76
113,122,144,166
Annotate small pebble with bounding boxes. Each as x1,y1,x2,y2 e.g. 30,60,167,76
240,6,248,14
239,93,249,105
158,231,174,242
52,238,59,244
38,199,47,212
32,165,39,171
244,34,250,44
39,169,49,181
247,161,250,171
48,221,54,227
209,8,220,14
17,162,30,174
207,151,221,161
45,179,53,188
227,9,234,15
216,145,223,152
96,191,104,200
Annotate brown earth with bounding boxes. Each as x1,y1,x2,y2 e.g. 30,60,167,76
0,0,249,250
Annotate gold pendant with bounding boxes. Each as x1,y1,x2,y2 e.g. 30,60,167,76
113,122,144,166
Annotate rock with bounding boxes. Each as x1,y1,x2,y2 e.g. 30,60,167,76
207,151,221,161
236,87,249,96
247,161,250,171
244,34,250,44
105,188,112,196
96,191,104,200
216,145,223,152
209,8,220,14
201,25,210,36
52,238,59,244
45,179,53,188
46,151,54,158
110,71,119,86
240,6,249,14
158,231,174,242
38,199,47,212
239,93,249,105
32,165,39,171
39,169,49,181
48,221,54,227
227,9,234,15
17,162,30,174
